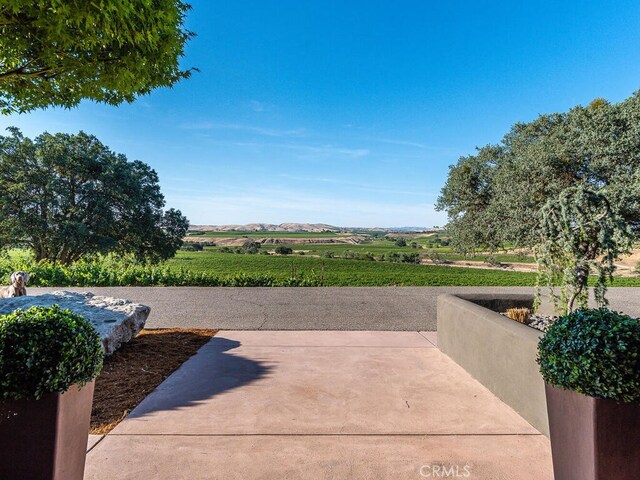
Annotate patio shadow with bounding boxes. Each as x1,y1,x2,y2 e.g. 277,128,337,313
125,337,273,418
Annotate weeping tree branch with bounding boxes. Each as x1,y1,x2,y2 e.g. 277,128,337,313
536,186,633,315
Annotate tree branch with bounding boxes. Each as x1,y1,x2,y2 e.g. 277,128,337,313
0,66,56,80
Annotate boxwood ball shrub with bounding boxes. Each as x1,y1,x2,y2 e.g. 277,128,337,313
538,308,640,403
0,305,103,400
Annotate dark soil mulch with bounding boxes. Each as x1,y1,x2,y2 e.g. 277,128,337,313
90,328,218,434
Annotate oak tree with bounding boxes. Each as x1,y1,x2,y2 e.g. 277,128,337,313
0,128,189,264
0,0,194,113
437,94,640,252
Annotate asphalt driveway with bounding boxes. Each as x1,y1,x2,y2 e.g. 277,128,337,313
29,286,640,331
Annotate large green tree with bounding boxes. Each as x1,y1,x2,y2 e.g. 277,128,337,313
0,128,189,264
437,93,640,252
0,0,194,114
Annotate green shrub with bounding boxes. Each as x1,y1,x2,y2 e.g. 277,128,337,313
0,255,324,287
274,245,293,255
537,309,640,402
426,250,445,265
387,252,401,262
0,306,103,400
401,252,420,264
180,243,204,252
242,241,262,254
484,255,500,267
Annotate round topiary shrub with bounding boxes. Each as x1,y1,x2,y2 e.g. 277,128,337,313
0,305,103,400
538,308,640,403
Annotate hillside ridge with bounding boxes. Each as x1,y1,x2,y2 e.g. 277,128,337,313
190,223,438,233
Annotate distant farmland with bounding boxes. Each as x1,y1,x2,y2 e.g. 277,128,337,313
169,251,539,286
4,227,638,287
188,231,347,238
175,230,640,286
183,230,536,264
168,251,640,287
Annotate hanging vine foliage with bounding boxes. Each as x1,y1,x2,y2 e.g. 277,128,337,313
535,186,633,314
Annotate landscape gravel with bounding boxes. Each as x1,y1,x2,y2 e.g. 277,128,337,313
500,312,557,332
526,315,557,332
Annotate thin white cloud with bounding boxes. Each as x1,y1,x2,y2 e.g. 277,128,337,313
370,137,455,151
278,174,433,197
248,100,267,112
291,144,369,159
165,186,447,227
180,122,306,138
216,140,369,159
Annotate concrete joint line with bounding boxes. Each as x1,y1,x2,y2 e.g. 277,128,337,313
417,331,437,347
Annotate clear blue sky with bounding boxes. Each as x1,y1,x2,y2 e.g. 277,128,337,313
3,1,640,227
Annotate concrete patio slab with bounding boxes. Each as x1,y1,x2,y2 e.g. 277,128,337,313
112,333,538,436
86,331,551,479
85,434,551,480
211,330,435,347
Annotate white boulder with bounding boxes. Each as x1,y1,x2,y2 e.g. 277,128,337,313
0,291,150,355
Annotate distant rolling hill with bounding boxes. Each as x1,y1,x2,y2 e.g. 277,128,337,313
190,223,339,233
189,223,439,233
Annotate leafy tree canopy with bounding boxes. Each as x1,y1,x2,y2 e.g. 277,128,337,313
437,93,640,252
0,0,194,114
0,128,189,264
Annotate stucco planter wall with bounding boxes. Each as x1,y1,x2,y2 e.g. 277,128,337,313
437,293,549,436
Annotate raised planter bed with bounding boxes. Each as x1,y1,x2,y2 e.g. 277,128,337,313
437,293,548,436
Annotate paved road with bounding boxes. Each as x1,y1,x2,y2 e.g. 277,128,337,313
29,286,640,331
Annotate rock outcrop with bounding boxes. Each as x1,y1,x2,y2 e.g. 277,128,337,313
0,291,150,355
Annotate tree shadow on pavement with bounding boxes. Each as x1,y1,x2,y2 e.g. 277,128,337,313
125,337,273,418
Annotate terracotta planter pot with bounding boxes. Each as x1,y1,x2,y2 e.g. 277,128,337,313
0,381,95,480
545,384,640,480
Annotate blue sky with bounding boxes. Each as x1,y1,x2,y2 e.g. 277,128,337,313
3,1,640,227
